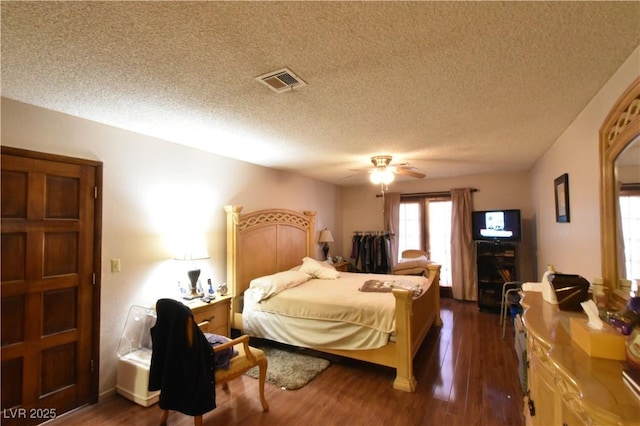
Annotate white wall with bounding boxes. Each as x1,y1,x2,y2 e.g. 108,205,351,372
1,98,342,396
341,171,535,281
531,46,640,283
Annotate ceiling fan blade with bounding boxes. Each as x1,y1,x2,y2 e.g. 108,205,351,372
395,167,425,179
340,174,359,180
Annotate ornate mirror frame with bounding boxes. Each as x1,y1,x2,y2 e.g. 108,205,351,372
599,76,640,302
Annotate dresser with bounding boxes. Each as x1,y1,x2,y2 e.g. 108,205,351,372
521,292,639,426
185,295,232,337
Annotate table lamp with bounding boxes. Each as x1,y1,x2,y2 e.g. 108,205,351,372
318,228,334,261
175,236,210,300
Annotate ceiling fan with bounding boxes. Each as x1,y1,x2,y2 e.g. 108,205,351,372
366,155,425,184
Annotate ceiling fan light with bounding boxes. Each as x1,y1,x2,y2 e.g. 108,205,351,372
370,169,394,185
380,169,394,184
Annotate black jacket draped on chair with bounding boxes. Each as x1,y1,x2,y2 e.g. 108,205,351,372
148,298,216,416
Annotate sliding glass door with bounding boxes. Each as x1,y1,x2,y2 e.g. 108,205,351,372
398,197,452,287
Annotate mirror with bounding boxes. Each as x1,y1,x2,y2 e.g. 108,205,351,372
600,76,640,301
615,136,640,291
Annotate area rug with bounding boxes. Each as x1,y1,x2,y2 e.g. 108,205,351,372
245,346,330,390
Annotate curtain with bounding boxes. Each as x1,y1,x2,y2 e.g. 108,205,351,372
383,192,401,267
450,188,476,301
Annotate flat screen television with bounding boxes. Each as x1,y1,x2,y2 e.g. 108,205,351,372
472,209,521,242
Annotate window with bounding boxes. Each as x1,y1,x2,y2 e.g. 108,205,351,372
428,200,452,287
398,197,452,287
619,192,640,280
398,201,422,255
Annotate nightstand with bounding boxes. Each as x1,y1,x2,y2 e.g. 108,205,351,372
185,295,231,337
332,261,351,272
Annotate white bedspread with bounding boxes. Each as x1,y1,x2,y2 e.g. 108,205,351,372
244,272,429,334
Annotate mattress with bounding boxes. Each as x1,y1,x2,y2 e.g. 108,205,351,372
243,272,430,350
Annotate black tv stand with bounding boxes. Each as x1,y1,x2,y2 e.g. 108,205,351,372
476,240,517,312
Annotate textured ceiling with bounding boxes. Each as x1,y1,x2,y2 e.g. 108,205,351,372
2,1,639,185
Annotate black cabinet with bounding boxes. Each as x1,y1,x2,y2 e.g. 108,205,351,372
476,241,517,312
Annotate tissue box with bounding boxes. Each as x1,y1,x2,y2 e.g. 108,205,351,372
569,317,626,360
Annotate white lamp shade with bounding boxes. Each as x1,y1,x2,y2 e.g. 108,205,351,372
318,229,334,243
174,234,210,261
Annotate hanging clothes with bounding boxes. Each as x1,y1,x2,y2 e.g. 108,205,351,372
350,232,393,274
351,233,362,271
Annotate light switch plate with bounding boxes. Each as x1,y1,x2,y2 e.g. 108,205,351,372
111,259,121,273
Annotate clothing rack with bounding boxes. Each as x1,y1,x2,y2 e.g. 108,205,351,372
352,230,394,236
350,231,393,274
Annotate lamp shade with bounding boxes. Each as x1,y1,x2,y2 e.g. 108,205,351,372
318,229,334,243
173,234,209,300
174,234,210,261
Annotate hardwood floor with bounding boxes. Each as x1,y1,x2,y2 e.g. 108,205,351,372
46,298,524,426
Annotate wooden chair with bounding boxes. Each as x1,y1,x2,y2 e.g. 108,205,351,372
160,334,269,425
394,250,431,277
151,299,268,426
400,249,428,259
212,334,269,410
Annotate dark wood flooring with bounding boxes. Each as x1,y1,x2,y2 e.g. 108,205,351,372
46,298,524,426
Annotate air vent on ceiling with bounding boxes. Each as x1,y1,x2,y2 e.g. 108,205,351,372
255,67,307,93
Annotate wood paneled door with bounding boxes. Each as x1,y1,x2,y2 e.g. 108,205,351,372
1,147,102,425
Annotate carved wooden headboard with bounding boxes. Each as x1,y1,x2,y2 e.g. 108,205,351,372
224,205,316,327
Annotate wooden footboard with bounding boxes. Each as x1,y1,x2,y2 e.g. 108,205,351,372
393,262,441,391
307,263,441,392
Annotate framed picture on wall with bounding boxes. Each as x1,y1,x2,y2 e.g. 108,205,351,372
554,173,570,223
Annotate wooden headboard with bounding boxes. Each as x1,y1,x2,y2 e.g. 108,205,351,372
224,205,316,327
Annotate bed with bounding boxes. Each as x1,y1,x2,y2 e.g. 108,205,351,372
224,205,442,392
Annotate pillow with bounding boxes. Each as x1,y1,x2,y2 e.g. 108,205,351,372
392,266,428,276
249,270,311,301
299,257,341,279
395,256,431,270
398,255,429,264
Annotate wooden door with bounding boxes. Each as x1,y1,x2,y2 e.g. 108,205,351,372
1,147,102,425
